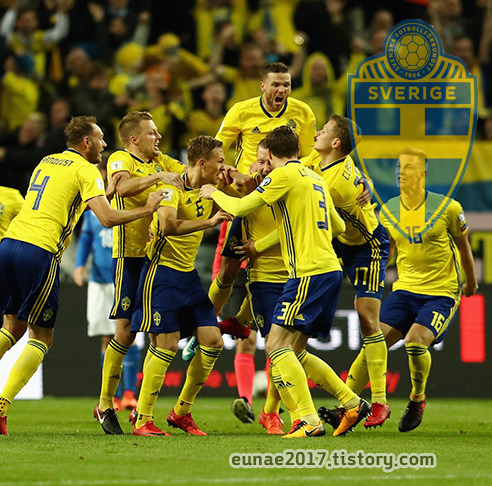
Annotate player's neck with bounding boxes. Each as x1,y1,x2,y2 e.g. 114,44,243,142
125,146,149,162
184,167,201,189
401,187,426,210
320,150,344,167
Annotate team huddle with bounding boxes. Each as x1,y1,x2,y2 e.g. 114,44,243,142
0,62,477,438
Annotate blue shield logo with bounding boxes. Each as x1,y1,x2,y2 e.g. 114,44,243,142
348,19,477,242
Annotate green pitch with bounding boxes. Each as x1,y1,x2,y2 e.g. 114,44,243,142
0,397,491,485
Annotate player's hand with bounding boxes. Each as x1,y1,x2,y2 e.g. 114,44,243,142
145,189,168,212
218,165,238,185
210,209,232,227
234,239,259,263
462,280,478,297
106,172,123,201
199,184,217,199
159,172,184,190
231,171,256,194
356,179,372,208
73,266,87,287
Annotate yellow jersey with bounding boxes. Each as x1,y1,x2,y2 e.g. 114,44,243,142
243,202,289,284
380,192,467,299
145,179,214,272
255,160,341,278
0,186,24,241
216,96,316,174
108,150,185,258
5,149,105,260
313,155,380,246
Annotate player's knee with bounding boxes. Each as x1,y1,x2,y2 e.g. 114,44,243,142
217,257,241,284
236,337,256,354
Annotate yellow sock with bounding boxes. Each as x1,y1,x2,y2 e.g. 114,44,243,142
142,344,156,373
208,276,233,316
364,332,388,404
406,342,431,401
174,345,222,416
270,362,300,423
297,349,358,409
0,328,16,360
99,339,128,410
235,296,253,326
346,346,369,395
269,347,318,425
263,365,281,414
135,346,175,428
0,339,48,415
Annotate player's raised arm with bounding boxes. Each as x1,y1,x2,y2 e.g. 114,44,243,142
87,190,166,228
199,185,265,218
157,205,230,236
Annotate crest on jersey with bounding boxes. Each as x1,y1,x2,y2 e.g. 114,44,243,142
153,311,161,326
348,19,477,242
43,309,54,321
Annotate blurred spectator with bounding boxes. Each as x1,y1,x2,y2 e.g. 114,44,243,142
184,79,228,148
57,46,93,96
43,97,71,153
291,52,344,128
247,0,302,62
194,0,248,61
69,61,124,148
157,32,210,104
128,65,187,156
213,42,266,109
452,36,488,118
0,111,48,193
87,1,151,63
429,0,482,53
351,9,394,55
0,53,39,133
294,0,354,76
108,41,144,98
0,0,70,79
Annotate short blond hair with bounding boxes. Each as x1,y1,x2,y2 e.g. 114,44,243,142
118,111,153,145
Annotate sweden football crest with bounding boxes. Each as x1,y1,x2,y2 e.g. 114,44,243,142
348,19,477,242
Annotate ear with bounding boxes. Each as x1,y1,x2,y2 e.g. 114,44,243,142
267,148,273,160
297,147,300,158
129,134,138,146
83,135,91,148
332,137,341,150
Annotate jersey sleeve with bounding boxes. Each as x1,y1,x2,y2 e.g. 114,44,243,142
298,107,317,157
216,104,240,153
156,153,186,174
254,168,288,205
447,199,468,237
77,164,106,202
107,151,131,177
157,183,181,210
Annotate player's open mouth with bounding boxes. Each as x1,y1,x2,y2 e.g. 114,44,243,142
275,96,283,103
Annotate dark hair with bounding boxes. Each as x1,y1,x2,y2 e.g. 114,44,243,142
187,136,223,166
118,111,153,144
64,116,97,146
265,126,298,159
329,115,361,155
261,62,289,80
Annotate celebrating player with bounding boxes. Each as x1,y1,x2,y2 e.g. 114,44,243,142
129,136,231,436
200,126,370,438
0,116,166,435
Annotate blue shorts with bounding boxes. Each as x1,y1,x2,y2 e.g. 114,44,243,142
0,239,59,328
131,260,218,337
220,217,243,259
110,257,144,319
380,290,459,344
333,224,390,300
272,271,343,339
248,281,285,338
